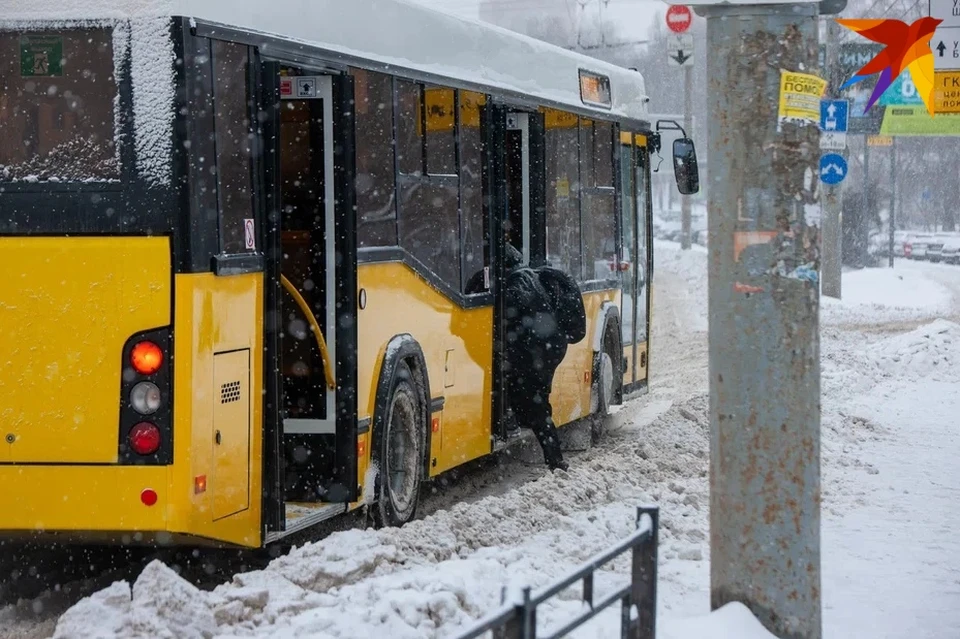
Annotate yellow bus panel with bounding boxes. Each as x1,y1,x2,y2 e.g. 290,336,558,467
169,272,264,547
551,289,619,426
0,237,170,464
357,262,492,477
0,465,170,533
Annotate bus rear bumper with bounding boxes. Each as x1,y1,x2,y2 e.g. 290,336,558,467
0,465,171,539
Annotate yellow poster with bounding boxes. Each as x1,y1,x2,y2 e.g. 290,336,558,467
777,70,827,130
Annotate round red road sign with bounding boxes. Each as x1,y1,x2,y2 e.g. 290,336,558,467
666,5,692,33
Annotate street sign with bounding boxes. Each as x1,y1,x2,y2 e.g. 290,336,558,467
820,131,847,150
819,153,847,186
838,43,885,134
932,31,960,71
820,99,849,133
879,73,924,106
666,5,692,33
935,70,960,112
867,135,893,147
879,105,960,136
929,0,960,29
667,34,694,67
930,0,960,71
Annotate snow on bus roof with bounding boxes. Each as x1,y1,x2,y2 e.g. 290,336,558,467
0,0,650,121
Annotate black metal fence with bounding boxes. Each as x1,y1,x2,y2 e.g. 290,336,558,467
451,506,660,639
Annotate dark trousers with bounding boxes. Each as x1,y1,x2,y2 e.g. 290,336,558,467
506,374,564,468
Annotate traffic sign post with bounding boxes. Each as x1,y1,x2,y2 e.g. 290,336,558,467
666,5,692,33
667,34,694,66
819,99,848,150
665,5,695,248
819,153,847,185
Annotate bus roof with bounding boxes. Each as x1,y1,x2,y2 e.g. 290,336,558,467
1,0,650,122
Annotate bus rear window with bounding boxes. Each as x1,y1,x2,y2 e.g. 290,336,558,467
0,29,119,183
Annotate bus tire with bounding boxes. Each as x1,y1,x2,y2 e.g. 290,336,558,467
591,322,622,445
371,359,425,528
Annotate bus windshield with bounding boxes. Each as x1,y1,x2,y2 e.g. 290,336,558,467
0,28,119,182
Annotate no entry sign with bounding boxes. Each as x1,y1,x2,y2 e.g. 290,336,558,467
666,5,692,33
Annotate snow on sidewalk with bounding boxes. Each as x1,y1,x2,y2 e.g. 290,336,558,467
822,320,960,638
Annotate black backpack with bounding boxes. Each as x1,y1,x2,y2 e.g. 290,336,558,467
535,266,586,345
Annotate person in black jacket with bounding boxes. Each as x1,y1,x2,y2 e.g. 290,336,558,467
502,243,586,472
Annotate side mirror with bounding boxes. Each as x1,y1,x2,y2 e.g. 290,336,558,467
672,138,700,195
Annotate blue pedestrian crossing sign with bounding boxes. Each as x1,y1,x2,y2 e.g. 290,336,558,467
819,153,847,186
820,99,849,133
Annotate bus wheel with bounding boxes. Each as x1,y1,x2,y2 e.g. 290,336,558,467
372,360,424,528
591,327,620,445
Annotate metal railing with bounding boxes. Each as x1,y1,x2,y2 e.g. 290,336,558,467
451,506,660,639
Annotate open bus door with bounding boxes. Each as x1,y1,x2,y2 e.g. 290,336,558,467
259,59,358,542
491,107,547,444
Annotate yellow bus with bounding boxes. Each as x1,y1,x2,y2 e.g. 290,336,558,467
0,0,699,548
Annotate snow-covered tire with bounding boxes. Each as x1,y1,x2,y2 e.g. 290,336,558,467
371,360,424,528
591,326,621,444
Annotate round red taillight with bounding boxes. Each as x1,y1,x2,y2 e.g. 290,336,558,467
141,488,158,507
129,422,161,455
131,341,163,376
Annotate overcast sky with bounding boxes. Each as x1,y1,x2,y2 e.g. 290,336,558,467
412,0,670,47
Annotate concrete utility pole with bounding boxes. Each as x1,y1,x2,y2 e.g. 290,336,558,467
688,0,839,636
681,66,694,250
821,17,842,298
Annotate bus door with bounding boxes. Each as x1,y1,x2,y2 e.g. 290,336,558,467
493,109,546,442
260,62,358,534
619,134,652,394
505,112,532,264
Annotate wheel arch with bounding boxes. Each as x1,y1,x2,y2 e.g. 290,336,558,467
370,334,432,486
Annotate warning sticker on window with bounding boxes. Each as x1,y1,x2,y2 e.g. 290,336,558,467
244,218,256,250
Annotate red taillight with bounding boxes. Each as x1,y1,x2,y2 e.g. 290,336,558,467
131,341,164,375
129,422,161,455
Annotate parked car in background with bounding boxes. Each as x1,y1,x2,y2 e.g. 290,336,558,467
904,233,935,259
940,235,960,265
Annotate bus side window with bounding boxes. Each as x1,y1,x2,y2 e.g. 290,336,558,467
211,40,255,255
582,119,616,282
459,91,487,294
351,68,398,248
543,108,581,279
396,80,461,291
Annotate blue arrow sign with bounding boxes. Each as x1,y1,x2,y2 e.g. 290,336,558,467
819,153,847,186
820,99,849,133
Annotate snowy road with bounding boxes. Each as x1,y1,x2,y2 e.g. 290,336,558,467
3,245,960,638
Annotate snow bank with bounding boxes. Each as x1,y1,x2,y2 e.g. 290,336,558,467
662,602,781,639
821,266,952,326
654,240,954,329
654,240,708,333
53,396,714,639
866,319,960,379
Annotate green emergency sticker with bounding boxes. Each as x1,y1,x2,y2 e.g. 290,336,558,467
20,35,64,77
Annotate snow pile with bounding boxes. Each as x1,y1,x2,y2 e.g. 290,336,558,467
53,396,713,639
654,240,708,333
821,265,952,326
865,319,960,380
662,602,781,639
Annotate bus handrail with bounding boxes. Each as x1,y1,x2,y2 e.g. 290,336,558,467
279,274,336,390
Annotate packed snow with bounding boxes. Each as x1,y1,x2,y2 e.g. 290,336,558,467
5,242,959,639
